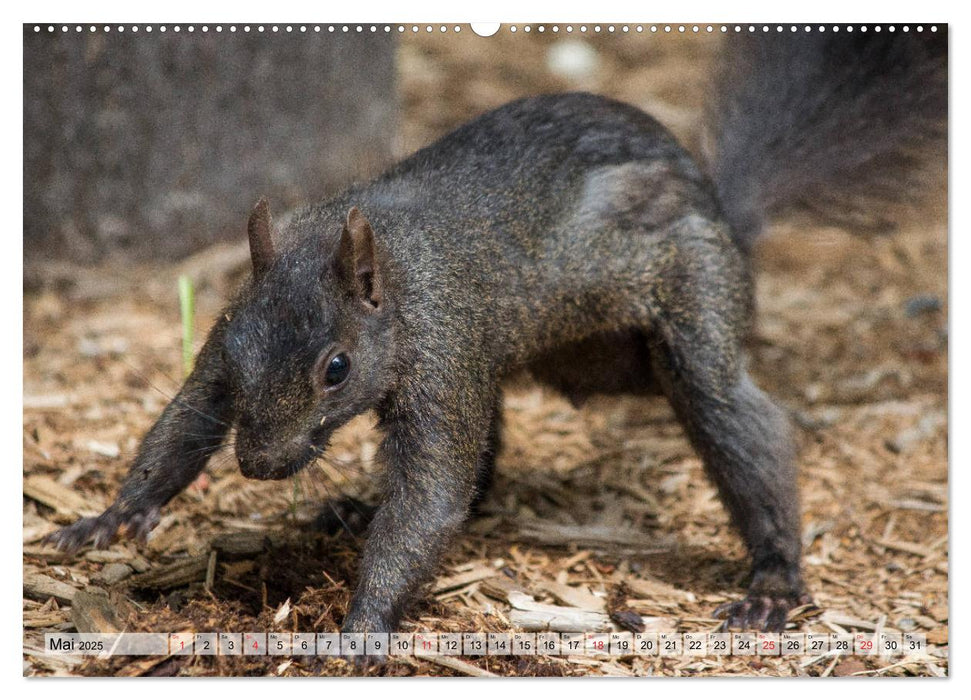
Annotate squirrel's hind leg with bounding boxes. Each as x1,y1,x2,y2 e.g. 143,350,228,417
639,238,810,631
652,339,809,630
471,391,503,512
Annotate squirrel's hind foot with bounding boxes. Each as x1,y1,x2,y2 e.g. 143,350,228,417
714,591,815,632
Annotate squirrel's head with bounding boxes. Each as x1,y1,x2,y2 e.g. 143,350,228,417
222,198,395,480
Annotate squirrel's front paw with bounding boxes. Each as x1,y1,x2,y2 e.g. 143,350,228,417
44,505,161,554
340,609,393,670
714,591,815,632
347,652,387,672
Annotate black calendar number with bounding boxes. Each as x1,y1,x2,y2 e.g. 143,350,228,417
712,640,727,651
688,640,702,651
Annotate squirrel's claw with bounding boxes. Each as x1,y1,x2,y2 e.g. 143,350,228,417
714,592,814,632
44,506,161,554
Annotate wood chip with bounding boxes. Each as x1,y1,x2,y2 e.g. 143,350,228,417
424,655,497,677
432,564,496,594
23,522,58,544
538,581,606,612
821,611,898,633
874,538,936,558
507,590,612,631
517,520,671,552
882,499,945,513
24,572,78,604
23,475,103,518
625,577,695,602
610,609,645,632
205,550,218,590
210,531,277,556
84,550,134,563
129,555,209,590
23,394,73,409
115,656,175,677
832,658,868,677
85,440,120,458
506,590,675,633
509,608,611,632
94,562,134,586
22,545,74,563
479,576,528,602
23,608,71,628
23,645,84,673
71,589,123,633
273,598,291,624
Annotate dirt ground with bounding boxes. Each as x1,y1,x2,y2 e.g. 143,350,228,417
22,27,948,677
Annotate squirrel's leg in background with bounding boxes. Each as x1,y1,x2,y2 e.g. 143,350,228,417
639,231,807,632
649,327,807,631
471,389,503,511
342,378,496,637
47,322,233,552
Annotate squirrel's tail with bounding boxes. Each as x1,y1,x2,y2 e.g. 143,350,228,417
705,29,947,253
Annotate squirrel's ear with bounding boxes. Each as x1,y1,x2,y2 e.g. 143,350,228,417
338,206,383,309
247,197,275,280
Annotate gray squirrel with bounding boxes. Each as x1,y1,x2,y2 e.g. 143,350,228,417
49,31,947,647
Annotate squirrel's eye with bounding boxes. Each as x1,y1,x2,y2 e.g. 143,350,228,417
323,353,350,388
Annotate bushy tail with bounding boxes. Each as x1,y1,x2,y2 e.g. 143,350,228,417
705,29,947,252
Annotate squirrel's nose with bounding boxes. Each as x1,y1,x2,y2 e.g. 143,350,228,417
236,440,312,480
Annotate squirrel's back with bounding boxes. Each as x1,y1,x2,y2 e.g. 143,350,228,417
360,29,947,258
364,92,713,231
286,33,947,350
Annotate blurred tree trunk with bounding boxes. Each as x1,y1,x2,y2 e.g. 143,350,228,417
24,26,397,261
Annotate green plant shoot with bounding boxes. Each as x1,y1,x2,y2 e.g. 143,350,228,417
178,274,195,377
